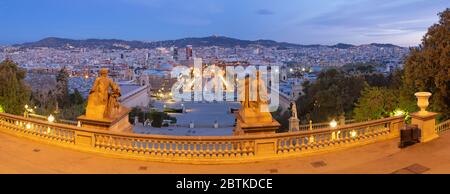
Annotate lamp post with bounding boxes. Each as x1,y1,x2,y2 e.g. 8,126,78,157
24,104,34,118
329,119,337,128
47,114,55,123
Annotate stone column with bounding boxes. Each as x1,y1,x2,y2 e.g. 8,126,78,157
411,92,439,143
288,102,300,132
288,117,300,132
338,114,345,126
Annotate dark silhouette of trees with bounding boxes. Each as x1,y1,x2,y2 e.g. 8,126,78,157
0,59,31,115
403,8,449,120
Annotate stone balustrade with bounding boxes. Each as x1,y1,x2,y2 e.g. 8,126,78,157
436,119,450,134
298,120,356,131
0,112,404,164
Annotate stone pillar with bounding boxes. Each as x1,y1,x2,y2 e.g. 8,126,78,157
338,114,345,126
288,102,300,132
289,117,300,132
411,92,439,143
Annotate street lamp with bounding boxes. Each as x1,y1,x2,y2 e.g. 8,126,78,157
329,119,337,128
48,114,55,123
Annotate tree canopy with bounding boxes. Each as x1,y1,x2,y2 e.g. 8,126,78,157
295,69,367,123
404,8,450,120
0,59,31,115
353,87,398,121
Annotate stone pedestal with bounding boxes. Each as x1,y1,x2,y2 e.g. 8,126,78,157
411,112,438,143
78,108,132,133
234,109,280,135
288,117,300,132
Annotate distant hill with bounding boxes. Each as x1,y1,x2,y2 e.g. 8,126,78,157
14,36,404,50
330,43,355,49
369,43,403,48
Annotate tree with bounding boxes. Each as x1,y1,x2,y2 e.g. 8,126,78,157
55,66,70,108
404,8,450,120
70,89,84,105
353,87,398,121
271,107,290,133
295,69,366,122
0,59,31,115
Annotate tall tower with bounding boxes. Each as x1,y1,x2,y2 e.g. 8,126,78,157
186,45,193,60
173,47,179,61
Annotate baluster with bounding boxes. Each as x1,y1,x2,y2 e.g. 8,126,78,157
205,142,211,158
135,139,142,154
126,138,133,153
95,135,102,148
183,141,188,158
149,140,156,156
104,136,111,151
292,137,299,152
288,138,294,152
199,142,205,158
237,141,243,158
217,142,223,158
143,139,149,155
168,140,174,157
186,141,192,158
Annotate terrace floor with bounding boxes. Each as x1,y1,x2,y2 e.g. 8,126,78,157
0,131,449,174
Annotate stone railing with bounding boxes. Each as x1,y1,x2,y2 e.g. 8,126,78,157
436,119,450,134
0,112,404,164
298,120,356,131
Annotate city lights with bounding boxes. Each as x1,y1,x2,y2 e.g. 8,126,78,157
0,0,447,177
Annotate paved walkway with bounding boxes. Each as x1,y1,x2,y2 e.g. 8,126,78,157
1,131,449,174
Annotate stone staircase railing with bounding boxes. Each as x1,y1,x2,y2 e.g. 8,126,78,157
298,120,357,131
0,112,404,164
436,119,450,134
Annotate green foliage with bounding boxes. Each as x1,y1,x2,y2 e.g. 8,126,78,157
271,107,290,133
353,87,398,121
150,111,164,128
403,8,450,121
55,66,70,108
58,101,86,120
30,69,86,120
295,69,367,122
163,107,183,113
129,107,176,128
342,62,383,74
0,105,4,113
0,59,31,115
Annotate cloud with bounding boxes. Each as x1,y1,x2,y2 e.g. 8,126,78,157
256,9,275,15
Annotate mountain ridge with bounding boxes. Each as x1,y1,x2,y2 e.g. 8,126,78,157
14,36,405,49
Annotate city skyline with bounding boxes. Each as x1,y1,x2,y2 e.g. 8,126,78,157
0,0,447,46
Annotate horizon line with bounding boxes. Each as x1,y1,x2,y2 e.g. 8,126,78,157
1,35,420,48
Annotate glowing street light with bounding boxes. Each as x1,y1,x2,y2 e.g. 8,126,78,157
393,109,405,116
329,119,337,128
47,114,55,123
350,130,357,138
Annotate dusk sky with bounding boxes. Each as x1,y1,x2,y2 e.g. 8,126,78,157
0,0,448,46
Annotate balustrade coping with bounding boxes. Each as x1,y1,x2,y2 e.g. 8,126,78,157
0,112,404,141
